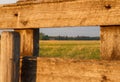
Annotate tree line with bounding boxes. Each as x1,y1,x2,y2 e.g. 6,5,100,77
40,32,100,40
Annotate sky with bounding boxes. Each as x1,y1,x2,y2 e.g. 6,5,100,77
0,0,17,4
40,27,100,37
0,0,100,37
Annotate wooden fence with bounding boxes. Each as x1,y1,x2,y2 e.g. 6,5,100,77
0,0,120,82
20,57,120,82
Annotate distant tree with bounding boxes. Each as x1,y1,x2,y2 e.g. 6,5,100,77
40,32,44,40
40,32,100,40
40,32,49,40
44,35,49,40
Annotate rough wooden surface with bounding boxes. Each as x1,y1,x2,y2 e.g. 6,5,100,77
0,0,120,28
20,57,120,82
0,32,20,82
101,26,120,60
15,29,39,56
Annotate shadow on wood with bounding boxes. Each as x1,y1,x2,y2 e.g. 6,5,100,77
20,56,37,82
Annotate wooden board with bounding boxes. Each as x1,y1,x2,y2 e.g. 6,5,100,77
15,29,39,56
100,26,120,60
20,57,120,82
0,0,120,29
0,32,20,82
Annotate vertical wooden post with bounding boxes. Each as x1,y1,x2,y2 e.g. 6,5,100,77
101,26,120,60
15,29,39,56
17,0,39,57
0,32,20,82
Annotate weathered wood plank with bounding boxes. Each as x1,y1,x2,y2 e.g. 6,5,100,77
100,26,120,60
20,57,120,82
15,29,39,56
0,32,20,82
0,0,120,28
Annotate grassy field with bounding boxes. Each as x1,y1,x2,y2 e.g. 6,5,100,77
40,40,100,59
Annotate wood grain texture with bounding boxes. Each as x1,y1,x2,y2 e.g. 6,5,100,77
15,29,39,56
101,26,120,60
20,57,120,82
0,0,120,28
0,32,20,82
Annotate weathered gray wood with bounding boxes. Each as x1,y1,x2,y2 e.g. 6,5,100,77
0,32,20,82
15,29,39,56
0,0,120,28
100,26,120,60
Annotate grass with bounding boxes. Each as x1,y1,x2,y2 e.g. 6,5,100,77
39,40,100,59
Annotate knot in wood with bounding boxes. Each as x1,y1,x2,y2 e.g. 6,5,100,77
104,4,111,10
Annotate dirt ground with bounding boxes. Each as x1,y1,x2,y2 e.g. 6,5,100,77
20,57,120,82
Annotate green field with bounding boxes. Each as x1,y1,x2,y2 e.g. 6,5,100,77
40,40,100,59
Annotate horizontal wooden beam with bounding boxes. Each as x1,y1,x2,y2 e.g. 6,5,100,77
0,0,120,29
20,57,120,82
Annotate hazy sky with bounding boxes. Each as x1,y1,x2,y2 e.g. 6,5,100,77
40,27,100,37
0,0,17,4
0,0,100,37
